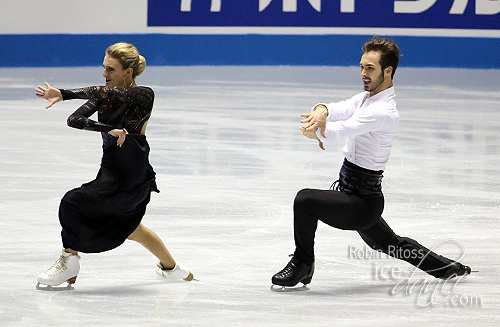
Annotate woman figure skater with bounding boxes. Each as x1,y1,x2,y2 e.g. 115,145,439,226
35,42,193,289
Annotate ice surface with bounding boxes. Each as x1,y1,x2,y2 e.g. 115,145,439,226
0,66,499,326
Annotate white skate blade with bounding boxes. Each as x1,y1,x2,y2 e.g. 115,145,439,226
36,282,74,291
270,284,309,292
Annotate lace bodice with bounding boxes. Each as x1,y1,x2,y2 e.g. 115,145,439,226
61,86,155,147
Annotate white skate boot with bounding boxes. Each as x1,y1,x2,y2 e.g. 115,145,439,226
156,261,194,281
36,250,80,290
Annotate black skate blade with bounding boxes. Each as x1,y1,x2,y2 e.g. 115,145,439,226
270,284,309,293
36,282,74,291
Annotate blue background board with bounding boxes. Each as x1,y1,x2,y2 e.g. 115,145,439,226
1,34,499,68
148,0,500,29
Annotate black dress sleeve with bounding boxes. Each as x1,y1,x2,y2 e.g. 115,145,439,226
66,98,115,132
60,86,153,106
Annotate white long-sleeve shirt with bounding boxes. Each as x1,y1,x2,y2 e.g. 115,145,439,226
315,86,399,171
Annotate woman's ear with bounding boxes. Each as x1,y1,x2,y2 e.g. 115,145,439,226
126,67,134,78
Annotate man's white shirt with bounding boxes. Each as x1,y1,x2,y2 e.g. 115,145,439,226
315,86,399,171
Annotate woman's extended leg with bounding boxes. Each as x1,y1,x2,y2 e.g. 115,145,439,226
128,223,194,281
127,223,176,269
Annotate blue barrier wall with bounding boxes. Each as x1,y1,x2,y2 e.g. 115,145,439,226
1,33,499,68
1,1,499,68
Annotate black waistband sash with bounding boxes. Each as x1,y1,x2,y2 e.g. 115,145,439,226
338,159,384,195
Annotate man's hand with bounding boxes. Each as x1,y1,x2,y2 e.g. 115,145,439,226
299,104,327,150
299,126,325,150
300,105,328,138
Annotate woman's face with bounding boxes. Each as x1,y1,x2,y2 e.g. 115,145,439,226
102,54,129,88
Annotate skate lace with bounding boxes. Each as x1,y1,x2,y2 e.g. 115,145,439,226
45,255,69,277
277,261,295,277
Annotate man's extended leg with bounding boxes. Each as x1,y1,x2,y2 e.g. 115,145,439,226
358,217,471,279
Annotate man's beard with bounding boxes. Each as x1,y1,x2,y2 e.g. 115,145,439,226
364,72,384,92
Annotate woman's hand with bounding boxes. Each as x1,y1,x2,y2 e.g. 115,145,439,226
35,82,63,109
108,128,128,147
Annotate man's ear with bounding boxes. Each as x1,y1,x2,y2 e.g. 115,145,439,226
385,66,393,77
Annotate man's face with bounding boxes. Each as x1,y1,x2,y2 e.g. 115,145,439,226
359,51,392,96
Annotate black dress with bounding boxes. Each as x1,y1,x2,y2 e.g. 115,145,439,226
58,86,159,253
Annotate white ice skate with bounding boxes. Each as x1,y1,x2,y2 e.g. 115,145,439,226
36,250,80,291
156,261,194,281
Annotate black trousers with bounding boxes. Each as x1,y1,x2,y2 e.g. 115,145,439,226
293,160,456,278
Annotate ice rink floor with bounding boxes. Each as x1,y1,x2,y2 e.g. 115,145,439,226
1,66,499,326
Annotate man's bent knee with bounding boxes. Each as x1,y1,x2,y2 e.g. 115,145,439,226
294,188,317,208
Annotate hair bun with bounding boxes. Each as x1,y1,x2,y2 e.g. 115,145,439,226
135,55,146,77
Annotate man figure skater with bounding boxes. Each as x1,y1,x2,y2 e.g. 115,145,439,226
272,36,471,287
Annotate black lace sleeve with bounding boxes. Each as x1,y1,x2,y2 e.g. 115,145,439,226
66,98,115,132
60,86,154,106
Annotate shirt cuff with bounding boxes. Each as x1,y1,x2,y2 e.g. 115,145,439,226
312,103,334,120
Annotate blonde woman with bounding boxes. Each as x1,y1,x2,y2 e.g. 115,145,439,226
35,42,193,289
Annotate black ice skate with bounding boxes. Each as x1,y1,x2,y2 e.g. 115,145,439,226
439,262,474,280
272,258,314,289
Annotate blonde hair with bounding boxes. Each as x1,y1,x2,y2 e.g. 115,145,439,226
106,42,146,78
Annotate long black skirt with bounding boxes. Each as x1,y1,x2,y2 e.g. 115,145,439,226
59,134,159,253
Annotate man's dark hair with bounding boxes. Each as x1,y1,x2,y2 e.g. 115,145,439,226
362,36,401,79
